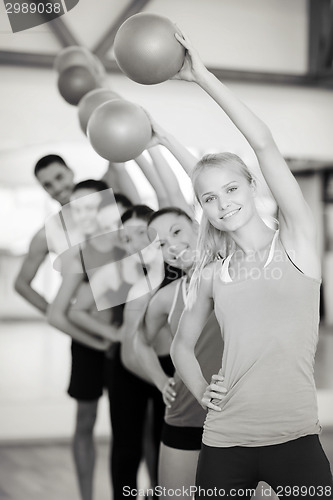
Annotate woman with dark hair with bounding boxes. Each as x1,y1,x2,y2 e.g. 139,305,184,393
48,180,131,500
130,207,222,500
63,124,197,498
69,202,181,499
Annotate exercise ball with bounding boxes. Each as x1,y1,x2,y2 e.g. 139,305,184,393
78,89,121,134
87,100,152,162
114,13,185,85
93,54,106,84
58,65,100,105
54,46,96,73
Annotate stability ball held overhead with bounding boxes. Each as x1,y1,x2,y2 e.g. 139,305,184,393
57,65,100,105
114,13,186,85
87,100,152,162
54,46,106,86
78,89,121,134
54,46,96,73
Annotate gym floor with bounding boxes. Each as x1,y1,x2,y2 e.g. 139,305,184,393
0,319,332,500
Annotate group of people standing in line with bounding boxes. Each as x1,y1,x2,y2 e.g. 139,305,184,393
15,30,332,500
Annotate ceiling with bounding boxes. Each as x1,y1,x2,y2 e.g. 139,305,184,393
1,0,333,87
1,0,333,188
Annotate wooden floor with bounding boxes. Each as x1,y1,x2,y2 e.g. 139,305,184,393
0,440,151,500
0,322,332,499
0,430,333,500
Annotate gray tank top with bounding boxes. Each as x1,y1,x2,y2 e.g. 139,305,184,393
203,232,321,447
166,277,223,427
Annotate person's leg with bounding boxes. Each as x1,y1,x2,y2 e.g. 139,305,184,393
159,443,200,500
144,354,175,489
145,386,166,487
73,400,99,500
104,350,115,496
143,399,160,488
68,341,104,500
196,444,259,499
108,346,149,500
261,435,333,499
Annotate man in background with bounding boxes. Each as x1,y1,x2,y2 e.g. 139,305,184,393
14,154,135,500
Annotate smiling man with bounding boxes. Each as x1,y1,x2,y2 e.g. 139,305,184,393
13,153,158,500
15,155,76,313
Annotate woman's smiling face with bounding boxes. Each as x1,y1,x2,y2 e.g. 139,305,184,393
194,166,256,233
148,213,197,271
122,217,150,254
70,188,102,236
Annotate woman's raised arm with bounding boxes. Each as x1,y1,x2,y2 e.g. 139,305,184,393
134,153,169,208
148,145,194,217
172,30,319,277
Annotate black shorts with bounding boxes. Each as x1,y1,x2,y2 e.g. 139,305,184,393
68,340,108,401
162,423,203,450
158,354,175,378
196,435,333,499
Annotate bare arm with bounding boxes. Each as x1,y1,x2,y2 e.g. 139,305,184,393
101,163,121,191
133,284,178,405
196,73,311,233
143,284,173,345
47,263,109,350
68,283,121,343
134,329,176,407
110,162,141,204
148,118,197,178
120,292,153,383
174,32,319,278
134,153,169,208
145,116,197,215
170,265,214,406
148,146,193,216
136,286,172,387
14,228,49,314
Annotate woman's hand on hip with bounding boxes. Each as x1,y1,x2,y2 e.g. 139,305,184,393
162,377,177,408
201,374,227,411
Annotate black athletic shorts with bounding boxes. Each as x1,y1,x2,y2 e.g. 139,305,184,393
162,422,203,450
158,354,175,378
68,340,108,401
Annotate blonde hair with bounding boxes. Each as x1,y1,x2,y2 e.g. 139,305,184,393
186,153,254,309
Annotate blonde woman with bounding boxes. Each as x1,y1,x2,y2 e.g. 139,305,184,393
171,32,333,499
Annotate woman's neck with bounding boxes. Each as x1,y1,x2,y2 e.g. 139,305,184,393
183,261,195,280
229,215,275,256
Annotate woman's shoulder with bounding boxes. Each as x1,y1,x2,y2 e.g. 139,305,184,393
202,259,222,280
196,260,221,299
152,278,182,310
89,261,121,293
58,246,83,275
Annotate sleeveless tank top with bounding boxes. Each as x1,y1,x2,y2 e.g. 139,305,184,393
79,235,124,277
45,210,81,268
80,237,130,325
166,277,223,427
44,207,84,256
203,232,321,447
45,207,101,278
